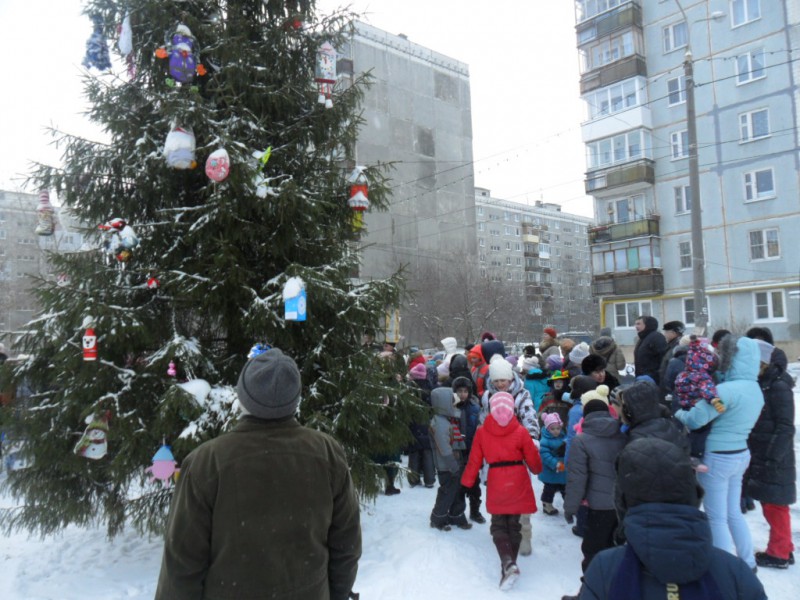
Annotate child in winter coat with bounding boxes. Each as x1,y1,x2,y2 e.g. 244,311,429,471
539,369,572,429
518,355,549,412
407,363,435,488
538,413,568,516
462,392,543,590
673,336,723,461
429,387,472,531
452,376,486,524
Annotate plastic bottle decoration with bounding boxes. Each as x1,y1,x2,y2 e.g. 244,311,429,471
283,277,307,322
83,327,98,361
35,189,56,236
99,218,140,262
167,361,177,377
315,41,336,109
155,23,206,86
146,444,179,487
205,148,230,182
248,343,272,359
82,14,112,71
73,412,110,460
164,125,197,169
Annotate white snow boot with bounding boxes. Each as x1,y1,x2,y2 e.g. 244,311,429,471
519,513,532,556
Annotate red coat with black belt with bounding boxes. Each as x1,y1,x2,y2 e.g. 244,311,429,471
461,414,542,515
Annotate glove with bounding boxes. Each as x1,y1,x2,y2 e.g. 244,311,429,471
564,512,574,524
556,461,565,473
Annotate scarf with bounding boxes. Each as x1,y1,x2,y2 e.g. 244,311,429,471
609,545,724,600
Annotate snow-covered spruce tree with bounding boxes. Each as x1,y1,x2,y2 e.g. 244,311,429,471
1,0,421,537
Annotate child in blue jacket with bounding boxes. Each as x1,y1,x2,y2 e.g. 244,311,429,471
539,412,568,515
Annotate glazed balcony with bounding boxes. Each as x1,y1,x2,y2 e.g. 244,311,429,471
580,54,647,95
588,215,659,244
576,1,642,42
591,271,663,296
585,158,654,194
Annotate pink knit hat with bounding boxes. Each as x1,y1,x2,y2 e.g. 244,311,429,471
490,392,515,427
408,363,427,380
542,412,563,430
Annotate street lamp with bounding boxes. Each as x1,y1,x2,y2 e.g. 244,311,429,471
673,2,724,335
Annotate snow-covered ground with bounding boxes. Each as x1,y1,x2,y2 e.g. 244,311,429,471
1,364,799,599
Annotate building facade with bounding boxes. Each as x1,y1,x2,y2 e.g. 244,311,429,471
474,188,597,339
575,0,800,345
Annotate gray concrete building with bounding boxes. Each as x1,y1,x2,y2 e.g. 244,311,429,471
341,22,477,346
474,188,597,339
575,0,800,348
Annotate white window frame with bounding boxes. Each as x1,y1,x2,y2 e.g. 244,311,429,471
479,237,485,247
663,21,688,53
754,289,785,322
679,240,692,270
748,228,780,261
674,184,692,214
477,222,485,231
682,296,709,327
477,206,484,216
739,108,770,142
736,48,765,84
744,168,775,202
731,0,761,28
667,76,686,106
671,130,689,159
614,301,653,328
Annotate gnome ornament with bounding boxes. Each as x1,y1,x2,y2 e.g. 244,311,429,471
146,444,179,487
73,412,110,460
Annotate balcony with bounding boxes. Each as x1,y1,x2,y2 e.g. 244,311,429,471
588,215,659,244
580,54,647,95
576,2,642,44
585,158,654,195
591,271,663,297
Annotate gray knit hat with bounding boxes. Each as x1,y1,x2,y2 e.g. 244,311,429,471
236,348,302,419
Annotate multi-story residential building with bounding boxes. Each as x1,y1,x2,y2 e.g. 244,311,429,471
474,188,597,338
575,0,800,346
0,190,83,339
341,23,478,345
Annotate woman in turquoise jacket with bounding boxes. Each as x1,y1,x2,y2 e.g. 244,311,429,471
674,336,764,571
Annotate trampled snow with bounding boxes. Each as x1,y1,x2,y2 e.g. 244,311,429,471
1,364,799,599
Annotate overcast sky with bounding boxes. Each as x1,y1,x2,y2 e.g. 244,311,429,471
0,0,592,217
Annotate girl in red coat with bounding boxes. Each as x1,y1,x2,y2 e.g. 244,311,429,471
462,391,543,590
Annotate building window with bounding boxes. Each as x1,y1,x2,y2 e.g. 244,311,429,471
583,77,646,121
587,129,652,170
663,21,688,53
516,257,522,266
683,296,709,327
580,30,639,73
505,242,511,250
731,0,761,27
749,228,780,260
674,185,692,213
479,253,485,263
477,222,485,231
744,168,775,202
739,108,769,142
591,239,661,274
614,301,652,328
670,130,689,159
514,243,521,251
667,76,686,105
754,289,785,321
514,213,520,222
605,194,645,224
679,241,692,270
506,257,512,266
477,206,484,216
503,211,510,221
479,237,485,247
736,48,765,84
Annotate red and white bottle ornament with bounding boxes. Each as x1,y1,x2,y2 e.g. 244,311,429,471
205,148,230,182
283,277,307,322
314,41,336,109
83,326,98,361
35,189,55,236
347,166,370,230
164,125,197,169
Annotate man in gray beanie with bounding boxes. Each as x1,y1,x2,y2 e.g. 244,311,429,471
156,348,362,600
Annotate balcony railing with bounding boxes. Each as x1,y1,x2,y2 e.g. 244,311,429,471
585,158,654,194
591,271,663,296
588,215,659,244
576,2,642,44
580,54,647,95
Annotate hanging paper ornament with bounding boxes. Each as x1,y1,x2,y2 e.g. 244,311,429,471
146,444,179,487
99,218,140,262
205,148,230,182
118,12,135,78
283,277,307,322
35,189,56,236
315,41,337,109
155,23,206,86
164,125,197,169
83,327,98,361
167,361,177,377
73,412,110,460
82,14,112,71
248,343,272,359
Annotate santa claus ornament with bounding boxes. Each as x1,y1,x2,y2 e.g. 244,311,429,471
83,327,98,361
73,412,110,460
315,41,336,108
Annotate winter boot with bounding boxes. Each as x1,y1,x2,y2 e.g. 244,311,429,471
542,502,559,516
755,552,790,569
519,514,532,556
385,484,401,496
470,509,487,524
493,538,519,590
499,562,520,591
430,521,451,532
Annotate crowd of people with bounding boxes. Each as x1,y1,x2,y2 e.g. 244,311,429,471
394,321,794,597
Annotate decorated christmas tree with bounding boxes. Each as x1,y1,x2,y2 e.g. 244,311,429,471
1,0,419,537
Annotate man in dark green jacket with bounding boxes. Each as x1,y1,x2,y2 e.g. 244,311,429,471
155,348,361,600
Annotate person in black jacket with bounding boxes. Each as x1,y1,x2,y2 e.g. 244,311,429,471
746,338,796,568
619,379,690,455
632,316,667,384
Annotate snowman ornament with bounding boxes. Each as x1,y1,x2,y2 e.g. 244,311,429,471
73,413,110,460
